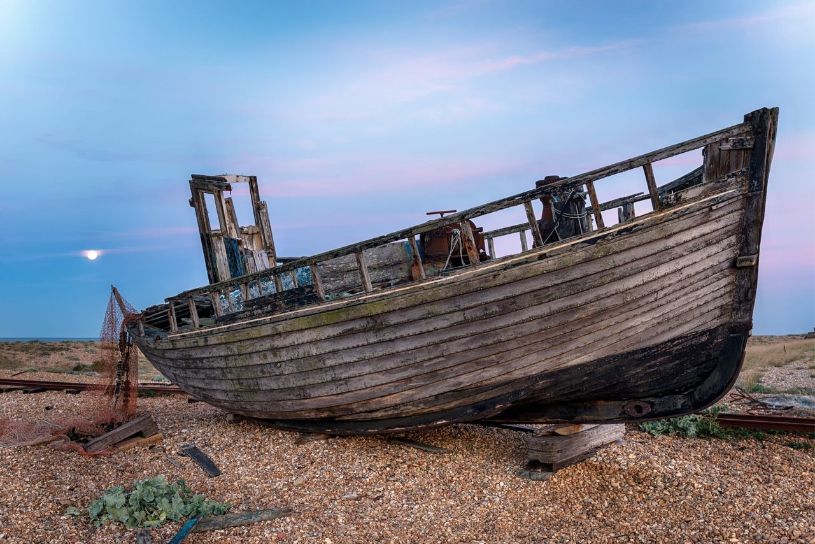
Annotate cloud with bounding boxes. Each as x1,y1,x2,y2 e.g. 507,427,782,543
287,39,639,124
678,2,815,33
227,153,530,198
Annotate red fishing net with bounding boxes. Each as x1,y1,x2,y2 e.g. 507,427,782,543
0,287,140,452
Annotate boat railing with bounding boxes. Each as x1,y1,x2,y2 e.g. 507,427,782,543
157,117,753,333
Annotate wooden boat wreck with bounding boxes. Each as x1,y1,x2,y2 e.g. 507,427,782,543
127,107,778,434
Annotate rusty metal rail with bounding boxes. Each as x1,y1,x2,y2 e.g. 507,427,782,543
0,378,182,395
716,412,815,433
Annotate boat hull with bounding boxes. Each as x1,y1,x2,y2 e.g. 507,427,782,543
131,108,777,434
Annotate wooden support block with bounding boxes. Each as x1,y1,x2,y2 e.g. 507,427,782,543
519,230,528,251
309,264,326,299
643,163,661,211
525,424,624,472
115,432,164,452
355,251,373,292
585,180,605,229
187,299,199,329
168,302,178,333
407,237,426,280
552,424,598,436
84,414,160,453
192,508,292,533
459,221,481,264
523,201,544,247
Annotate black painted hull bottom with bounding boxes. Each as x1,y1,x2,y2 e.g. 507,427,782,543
255,324,747,435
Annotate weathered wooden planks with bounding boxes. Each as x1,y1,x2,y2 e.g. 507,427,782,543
525,424,624,471
130,108,778,433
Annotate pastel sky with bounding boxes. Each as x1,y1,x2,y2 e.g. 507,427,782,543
0,0,813,337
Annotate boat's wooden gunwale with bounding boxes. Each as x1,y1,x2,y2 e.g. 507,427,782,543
145,214,742,384
149,188,744,358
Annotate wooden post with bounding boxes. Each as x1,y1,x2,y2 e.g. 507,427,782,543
585,180,605,229
618,202,636,223
309,264,326,299
643,163,661,211
519,230,528,251
137,317,145,336
168,302,178,333
523,201,544,247
407,237,426,280
187,298,200,329
239,282,249,303
355,251,373,292
459,222,480,264
209,291,223,318
273,271,284,293
289,270,299,288
487,236,496,258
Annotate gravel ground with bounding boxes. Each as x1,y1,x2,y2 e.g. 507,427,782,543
761,360,815,392
0,391,813,543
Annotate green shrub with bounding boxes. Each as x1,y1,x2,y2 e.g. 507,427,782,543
639,408,726,438
748,383,771,394
86,475,229,529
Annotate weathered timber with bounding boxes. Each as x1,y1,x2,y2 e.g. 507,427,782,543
309,264,326,299
585,180,604,229
524,201,544,247
643,163,661,211
168,119,750,302
128,109,778,435
459,221,481,264
407,236,426,280
84,414,160,453
192,508,292,532
525,423,624,471
355,251,373,292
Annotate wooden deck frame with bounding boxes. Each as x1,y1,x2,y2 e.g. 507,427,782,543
161,116,756,329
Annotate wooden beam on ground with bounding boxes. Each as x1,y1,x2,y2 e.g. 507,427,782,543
84,414,160,453
643,162,661,211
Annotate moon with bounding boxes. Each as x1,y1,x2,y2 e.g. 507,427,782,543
85,250,100,261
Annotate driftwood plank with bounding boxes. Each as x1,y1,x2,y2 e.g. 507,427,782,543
192,508,292,532
84,415,159,453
